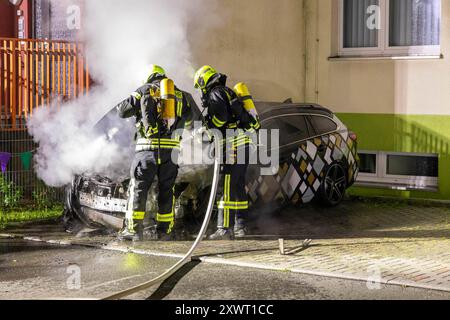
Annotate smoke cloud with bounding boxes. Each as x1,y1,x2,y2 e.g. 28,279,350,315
28,0,219,187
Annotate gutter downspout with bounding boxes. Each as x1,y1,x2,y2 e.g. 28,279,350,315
314,0,320,104
303,0,320,104
303,0,307,103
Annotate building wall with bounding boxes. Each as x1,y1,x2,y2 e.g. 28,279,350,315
190,0,306,103
0,0,15,37
305,0,450,116
304,0,450,200
31,0,305,104
197,0,450,200
33,0,83,40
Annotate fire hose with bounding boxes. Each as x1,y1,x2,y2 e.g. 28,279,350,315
102,135,221,300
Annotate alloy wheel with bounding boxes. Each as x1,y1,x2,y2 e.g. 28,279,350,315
323,164,347,205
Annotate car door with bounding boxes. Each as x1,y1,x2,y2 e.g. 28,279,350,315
275,114,319,204
245,116,283,205
247,113,314,205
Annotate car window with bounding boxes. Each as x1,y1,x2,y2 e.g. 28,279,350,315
262,115,310,147
260,118,282,150
277,115,309,146
261,118,281,131
262,114,313,149
310,116,337,135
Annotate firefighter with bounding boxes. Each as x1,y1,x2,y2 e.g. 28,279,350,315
116,65,192,241
193,65,261,240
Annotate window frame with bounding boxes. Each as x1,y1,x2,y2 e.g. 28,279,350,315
356,151,439,191
357,150,379,177
260,113,341,151
338,0,441,57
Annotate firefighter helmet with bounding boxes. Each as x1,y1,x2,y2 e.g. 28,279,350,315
147,65,166,83
194,65,218,93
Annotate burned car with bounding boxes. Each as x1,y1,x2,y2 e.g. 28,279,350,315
63,101,359,236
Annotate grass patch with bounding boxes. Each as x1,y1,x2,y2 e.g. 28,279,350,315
0,206,63,230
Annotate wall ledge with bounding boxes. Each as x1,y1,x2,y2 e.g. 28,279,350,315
328,54,444,61
355,181,438,193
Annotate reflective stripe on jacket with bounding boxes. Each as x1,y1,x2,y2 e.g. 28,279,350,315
135,137,181,152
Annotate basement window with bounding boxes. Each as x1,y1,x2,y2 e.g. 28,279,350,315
358,152,377,175
357,151,439,191
338,0,441,57
386,154,438,177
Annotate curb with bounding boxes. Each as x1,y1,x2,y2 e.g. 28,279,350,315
1,233,449,294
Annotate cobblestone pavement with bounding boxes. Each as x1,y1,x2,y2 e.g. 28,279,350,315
2,199,450,293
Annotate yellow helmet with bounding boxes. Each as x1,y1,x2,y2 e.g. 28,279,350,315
194,65,218,93
147,64,166,83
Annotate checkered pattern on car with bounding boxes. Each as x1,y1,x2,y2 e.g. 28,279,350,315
247,130,359,205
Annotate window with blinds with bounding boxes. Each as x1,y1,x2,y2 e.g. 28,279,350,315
343,0,379,48
338,0,441,56
389,0,441,47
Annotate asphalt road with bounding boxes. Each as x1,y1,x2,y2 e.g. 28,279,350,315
0,239,448,300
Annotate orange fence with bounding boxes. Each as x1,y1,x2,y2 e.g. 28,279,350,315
0,38,90,130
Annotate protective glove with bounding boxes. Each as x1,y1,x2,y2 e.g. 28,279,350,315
143,124,160,139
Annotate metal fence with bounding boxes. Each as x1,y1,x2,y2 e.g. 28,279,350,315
0,126,56,205
0,38,90,206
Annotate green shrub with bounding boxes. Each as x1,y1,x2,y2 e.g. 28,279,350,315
0,175,23,210
32,188,57,210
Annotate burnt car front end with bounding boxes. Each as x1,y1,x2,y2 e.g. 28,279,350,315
64,175,129,233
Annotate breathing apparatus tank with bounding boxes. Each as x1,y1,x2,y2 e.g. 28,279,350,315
160,78,176,129
233,82,259,120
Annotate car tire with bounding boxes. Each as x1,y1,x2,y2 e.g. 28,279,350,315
319,163,347,207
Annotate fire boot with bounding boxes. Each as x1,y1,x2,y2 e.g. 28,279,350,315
173,198,189,241
209,228,234,240
143,225,159,241
234,217,247,239
118,219,143,242
233,226,247,238
156,223,175,241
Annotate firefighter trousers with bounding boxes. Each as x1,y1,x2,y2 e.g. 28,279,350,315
126,150,178,234
216,147,250,230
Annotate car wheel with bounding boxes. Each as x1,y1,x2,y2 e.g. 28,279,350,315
319,163,347,207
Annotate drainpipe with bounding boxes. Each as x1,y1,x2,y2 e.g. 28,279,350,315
302,0,307,103
314,0,320,104
303,0,320,104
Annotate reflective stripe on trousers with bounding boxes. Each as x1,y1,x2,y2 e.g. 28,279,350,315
156,187,175,233
217,174,249,229
156,187,175,223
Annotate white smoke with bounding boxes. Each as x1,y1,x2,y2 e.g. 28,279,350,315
28,0,220,187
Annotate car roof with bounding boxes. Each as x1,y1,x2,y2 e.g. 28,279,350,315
255,102,334,119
